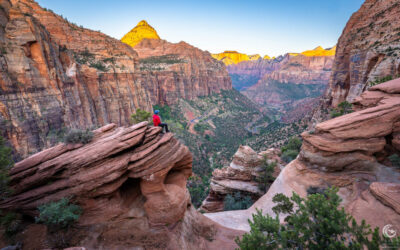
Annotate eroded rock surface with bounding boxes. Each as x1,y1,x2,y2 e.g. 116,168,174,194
0,122,241,249
200,146,282,213
205,78,400,233
0,0,232,159
328,0,400,106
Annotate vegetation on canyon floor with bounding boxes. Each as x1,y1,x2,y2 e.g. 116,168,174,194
224,192,253,211
236,187,400,249
255,157,277,193
280,136,302,163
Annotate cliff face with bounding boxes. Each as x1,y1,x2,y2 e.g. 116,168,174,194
121,20,160,47
328,0,400,106
205,78,400,233
241,53,334,109
0,0,152,159
0,0,232,159
0,123,241,249
133,39,232,105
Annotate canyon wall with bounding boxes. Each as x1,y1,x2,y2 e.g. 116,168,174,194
0,0,232,159
133,39,232,105
241,52,334,110
328,0,400,106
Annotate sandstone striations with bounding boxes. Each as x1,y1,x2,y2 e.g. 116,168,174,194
0,0,232,159
133,39,232,105
200,146,282,213
0,0,152,159
328,0,400,106
242,52,334,110
121,20,160,48
0,123,241,249
205,78,400,234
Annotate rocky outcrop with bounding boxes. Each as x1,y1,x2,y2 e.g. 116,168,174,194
205,78,400,234
200,146,282,213
328,0,400,106
133,39,232,105
0,0,152,159
0,0,232,159
121,20,160,48
0,123,241,249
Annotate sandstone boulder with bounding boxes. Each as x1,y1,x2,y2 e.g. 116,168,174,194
200,146,282,213
0,123,241,249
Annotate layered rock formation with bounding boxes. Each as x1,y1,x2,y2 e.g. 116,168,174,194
133,39,232,105
211,51,265,65
205,78,400,234
328,0,400,106
200,146,282,213
242,52,334,110
0,123,241,249
0,0,151,159
121,20,160,47
0,0,232,159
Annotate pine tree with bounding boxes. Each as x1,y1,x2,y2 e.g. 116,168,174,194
236,187,400,249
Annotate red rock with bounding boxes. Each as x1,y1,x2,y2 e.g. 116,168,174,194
328,0,400,106
200,146,282,213
0,123,242,248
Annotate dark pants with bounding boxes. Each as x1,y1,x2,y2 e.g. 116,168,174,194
158,123,169,133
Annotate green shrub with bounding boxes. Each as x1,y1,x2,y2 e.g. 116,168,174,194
368,75,393,87
131,108,151,124
89,61,108,72
0,135,13,199
224,192,253,211
64,129,93,144
281,136,302,163
36,197,82,230
0,211,21,238
256,157,276,193
389,154,400,168
236,187,400,249
188,175,210,208
330,101,353,118
194,123,211,135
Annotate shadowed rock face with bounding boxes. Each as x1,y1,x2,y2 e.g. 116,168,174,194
0,122,241,249
0,0,152,159
205,78,400,233
0,0,232,159
328,0,400,106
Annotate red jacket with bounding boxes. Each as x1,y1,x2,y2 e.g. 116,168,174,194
153,114,161,126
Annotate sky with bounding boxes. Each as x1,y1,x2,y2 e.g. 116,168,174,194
36,0,364,57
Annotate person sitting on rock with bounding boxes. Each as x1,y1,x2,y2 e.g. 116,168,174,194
153,110,169,133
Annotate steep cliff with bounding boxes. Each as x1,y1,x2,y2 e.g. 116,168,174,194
242,52,334,110
205,78,400,234
133,39,232,105
0,0,152,159
0,123,241,249
0,0,232,159
328,0,400,106
121,20,160,47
